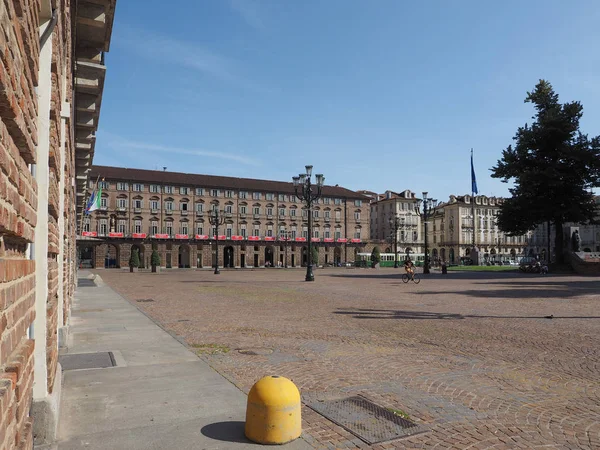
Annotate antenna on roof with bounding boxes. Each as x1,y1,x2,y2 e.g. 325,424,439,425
163,167,167,172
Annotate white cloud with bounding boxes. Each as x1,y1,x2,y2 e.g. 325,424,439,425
117,27,275,93
103,133,260,167
118,28,238,84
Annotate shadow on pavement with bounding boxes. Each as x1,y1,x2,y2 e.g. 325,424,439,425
200,421,250,443
334,308,600,320
326,271,526,280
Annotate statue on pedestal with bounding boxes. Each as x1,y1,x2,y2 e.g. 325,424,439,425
571,230,581,252
109,216,116,233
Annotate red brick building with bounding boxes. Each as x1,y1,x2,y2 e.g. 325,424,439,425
0,1,116,448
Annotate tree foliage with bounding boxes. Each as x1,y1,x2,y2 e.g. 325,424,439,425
129,248,140,268
371,246,381,266
151,249,161,267
310,246,319,265
491,80,600,263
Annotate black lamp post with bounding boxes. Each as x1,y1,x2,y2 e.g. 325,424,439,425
389,215,402,268
418,192,438,275
293,165,324,282
280,229,289,268
209,208,225,275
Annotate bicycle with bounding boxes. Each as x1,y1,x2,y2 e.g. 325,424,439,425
402,272,420,284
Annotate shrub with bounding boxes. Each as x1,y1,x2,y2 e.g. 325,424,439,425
371,246,381,267
129,248,140,268
151,249,161,267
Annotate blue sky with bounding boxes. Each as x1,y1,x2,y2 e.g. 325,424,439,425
95,0,600,201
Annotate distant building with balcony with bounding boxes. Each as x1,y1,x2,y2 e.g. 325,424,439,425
429,194,531,264
367,190,424,256
366,190,531,264
78,166,370,268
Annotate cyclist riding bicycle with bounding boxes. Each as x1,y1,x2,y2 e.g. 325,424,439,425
404,259,415,279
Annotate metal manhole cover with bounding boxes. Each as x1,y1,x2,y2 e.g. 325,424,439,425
77,279,96,287
307,396,428,444
59,352,116,371
136,298,155,302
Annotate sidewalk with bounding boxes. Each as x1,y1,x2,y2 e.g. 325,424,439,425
48,271,311,450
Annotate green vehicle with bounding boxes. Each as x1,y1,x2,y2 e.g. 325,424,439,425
355,252,425,268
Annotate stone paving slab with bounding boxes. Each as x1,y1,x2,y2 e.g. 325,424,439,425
55,272,311,449
98,268,600,449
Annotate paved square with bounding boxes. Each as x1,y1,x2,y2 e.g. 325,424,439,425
97,268,600,449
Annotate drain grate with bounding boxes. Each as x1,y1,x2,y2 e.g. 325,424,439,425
59,352,116,371
77,279,96,287
136,298,154,303
307,396,428,444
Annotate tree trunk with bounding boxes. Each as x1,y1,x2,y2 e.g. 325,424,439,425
554,221,564,264
151,265,156,273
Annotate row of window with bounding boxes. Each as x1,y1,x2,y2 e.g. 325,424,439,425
97,198,362,219
86,219,361,239
94,181,362,206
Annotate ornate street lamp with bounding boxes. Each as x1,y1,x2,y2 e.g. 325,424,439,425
389,215,403,268
209,208,225,275
417,192,438,274
293,165,324,281
279,228,289,268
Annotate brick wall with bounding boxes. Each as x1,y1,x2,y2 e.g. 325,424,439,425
1,0,78,446
0,0,42,446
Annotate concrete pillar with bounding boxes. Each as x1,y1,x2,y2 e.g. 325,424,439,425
32,7,60,443
57,65,69,345
33,11,53,400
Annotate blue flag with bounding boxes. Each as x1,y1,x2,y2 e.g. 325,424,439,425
471,149,478,194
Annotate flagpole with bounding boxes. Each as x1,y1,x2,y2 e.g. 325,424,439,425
471,148,476,249
79,175,100,235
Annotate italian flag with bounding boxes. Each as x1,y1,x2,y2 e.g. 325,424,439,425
85,185,102,214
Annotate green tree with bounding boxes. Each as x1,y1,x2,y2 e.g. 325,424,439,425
129,248,140,271
491,80,600,264
310,246,319,265
371,246,381,267
151,249,161,271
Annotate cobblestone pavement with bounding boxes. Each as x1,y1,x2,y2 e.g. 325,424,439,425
97,268,600,449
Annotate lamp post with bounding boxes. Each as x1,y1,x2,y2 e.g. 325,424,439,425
280,229,289,268
293,165,324,282
388,215,403,268
418,192,438,275
209,208,225,274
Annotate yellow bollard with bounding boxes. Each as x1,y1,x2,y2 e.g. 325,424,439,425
245,375,302,444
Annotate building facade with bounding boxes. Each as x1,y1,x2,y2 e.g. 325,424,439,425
367,190,532,265
0,0,116,448
79,166,371,268
429,194,530,264
368,190,424,256
528,195,600,259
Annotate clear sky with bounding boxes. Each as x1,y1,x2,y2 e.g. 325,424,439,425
95,0,600,202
